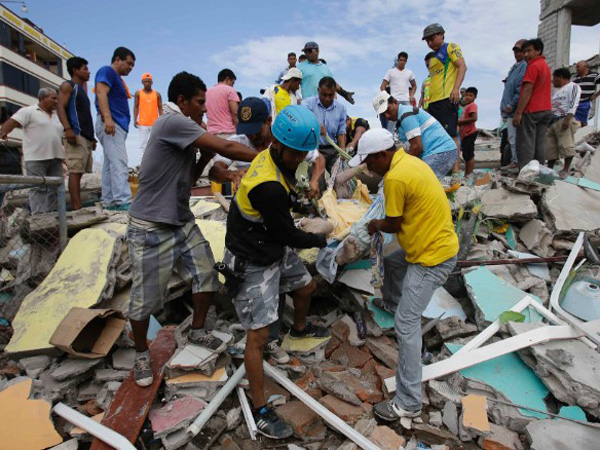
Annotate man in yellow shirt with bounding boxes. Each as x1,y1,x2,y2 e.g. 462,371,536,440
263,68,302,119
423,23,466,179
348,128,458,422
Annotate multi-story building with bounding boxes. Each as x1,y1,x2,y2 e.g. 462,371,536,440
0,4,72,173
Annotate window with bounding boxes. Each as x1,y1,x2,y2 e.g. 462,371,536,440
0,100,22,123
0,62,55,97
0,20,64,76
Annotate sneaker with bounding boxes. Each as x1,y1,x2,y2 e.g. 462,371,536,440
374,400,421,422
188,328,227,353
266,340,290,364
115,203,131,211
253,406,293,439
500,162,518,172
133,355,153,387
289,322,330,339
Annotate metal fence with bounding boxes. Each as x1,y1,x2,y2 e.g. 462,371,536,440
0,174,67,323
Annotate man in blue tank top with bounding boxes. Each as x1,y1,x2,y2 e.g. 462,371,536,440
57,56,96,210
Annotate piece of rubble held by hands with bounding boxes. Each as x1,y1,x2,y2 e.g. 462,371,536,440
298,217,335,235
335,235,362,265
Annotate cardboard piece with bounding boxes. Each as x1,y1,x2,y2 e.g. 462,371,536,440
50,308,126,359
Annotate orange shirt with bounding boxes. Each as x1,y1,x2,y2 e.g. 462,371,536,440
137,89,159,126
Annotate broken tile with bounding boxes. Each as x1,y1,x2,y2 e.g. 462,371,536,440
0,378,62,449
442,401,459,435
526,418,600,450
165,367,229,402
447,344,550,421
480,188,537,222
338,269,375,295
366,297,394,330
149,396,207,438
6,228,125,355
330,342,372,368
463,266,543,327
168,344,219,373
461,394,491,435
318,370,382,405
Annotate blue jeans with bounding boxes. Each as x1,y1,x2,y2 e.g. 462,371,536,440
422,150,457,180
382,250,456,411
96,116,131,207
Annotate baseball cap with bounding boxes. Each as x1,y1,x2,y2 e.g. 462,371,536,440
141,73,152,80
372,91,391,115
237,97,269,136
302,41,319,52
422,23,445,40
348,128,396,167
281,67,303,81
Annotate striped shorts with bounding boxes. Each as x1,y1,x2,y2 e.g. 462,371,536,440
127,218,219,321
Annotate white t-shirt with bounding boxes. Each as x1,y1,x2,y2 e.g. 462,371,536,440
383,67,416,102
214,134,320,170
551,81,581,117
11,105,64,161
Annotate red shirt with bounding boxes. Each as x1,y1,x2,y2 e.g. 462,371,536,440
460,102,478,140
521,55,552,113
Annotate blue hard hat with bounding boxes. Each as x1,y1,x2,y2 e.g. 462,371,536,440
271,105,319,152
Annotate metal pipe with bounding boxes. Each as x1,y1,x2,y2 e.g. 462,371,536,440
0,174,63,186
187,364,246,437
56,180,67,251
53,403,136,450
263,362,381,450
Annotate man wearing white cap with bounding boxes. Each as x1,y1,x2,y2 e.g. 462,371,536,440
348,128,458,422
372,90,457,180
263,68,303,119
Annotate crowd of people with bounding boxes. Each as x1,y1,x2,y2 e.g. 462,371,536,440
0,22,599,440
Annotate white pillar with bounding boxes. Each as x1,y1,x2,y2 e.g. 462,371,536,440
555,7,572,68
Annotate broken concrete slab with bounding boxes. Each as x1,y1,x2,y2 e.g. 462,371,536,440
165,367,229,402
18,355,52,378
463,266,542,327
0,378,63,449
6,227,124,355
331,314,365,347
480,187,537,222
330,342,372,368
480,423,524,450
519,219,554,258
50,358,103,381
149,396,207,438
434,316,478,342
542,180,600,234
365,336,398,370
276,400,327,441
429,410,443,428
423,287,467,321
508,321,600,417
111,347,136,370
526,418,600,450
93,368,129,382
167,344,219,376
442,401,459,435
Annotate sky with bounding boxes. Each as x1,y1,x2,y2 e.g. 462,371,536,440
21,0,600,167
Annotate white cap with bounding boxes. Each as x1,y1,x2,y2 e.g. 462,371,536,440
373,91,391,115
281,67,303,81
348,128,396,167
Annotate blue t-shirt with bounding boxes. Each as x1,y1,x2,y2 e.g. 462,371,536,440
298,61,333,99
395,105,456,159
94,66,130,131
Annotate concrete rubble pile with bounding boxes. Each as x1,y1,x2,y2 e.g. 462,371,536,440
1,129,600,449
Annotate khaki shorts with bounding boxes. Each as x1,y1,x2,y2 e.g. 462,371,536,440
64,135,94,174
546,118,579,161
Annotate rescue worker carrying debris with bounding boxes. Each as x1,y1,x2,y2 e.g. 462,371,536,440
224,105,332,439
348,128,458,423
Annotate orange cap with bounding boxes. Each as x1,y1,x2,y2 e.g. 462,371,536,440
141,73,152,81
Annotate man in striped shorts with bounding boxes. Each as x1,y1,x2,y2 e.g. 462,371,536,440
127,71,257,387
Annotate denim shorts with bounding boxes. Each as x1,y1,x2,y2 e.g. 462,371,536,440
422,150,457,180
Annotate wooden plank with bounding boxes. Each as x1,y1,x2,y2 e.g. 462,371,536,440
91,327,177,449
